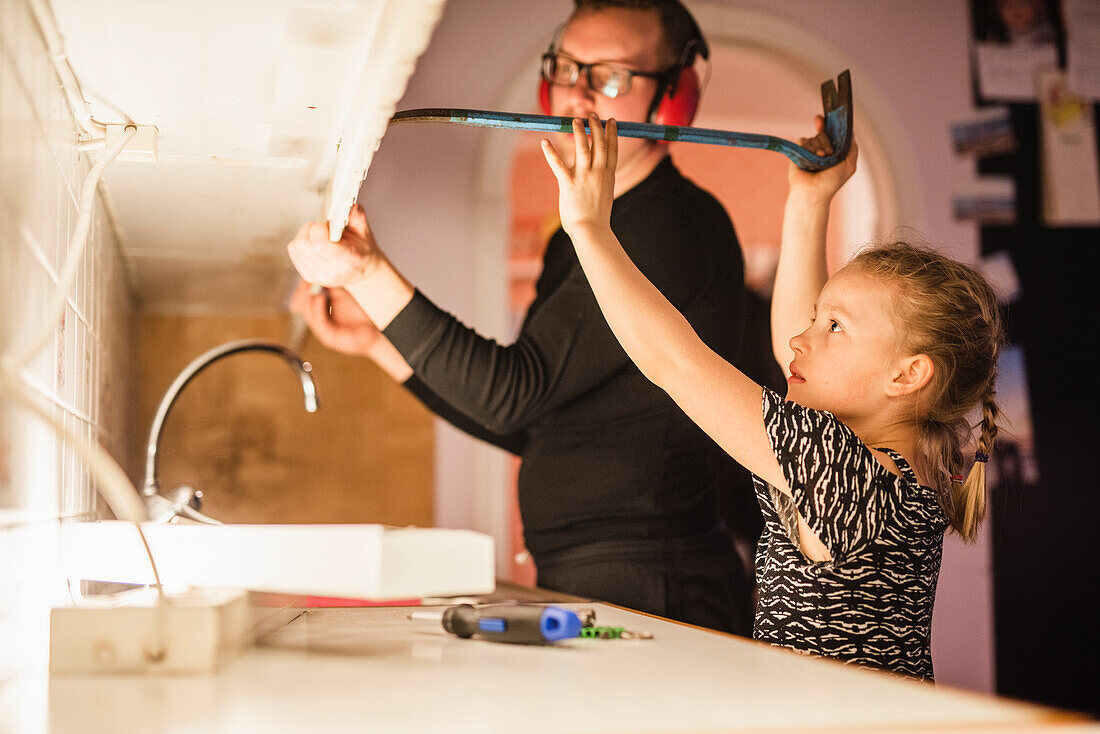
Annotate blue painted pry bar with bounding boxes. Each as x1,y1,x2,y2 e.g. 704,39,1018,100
389,70,853,172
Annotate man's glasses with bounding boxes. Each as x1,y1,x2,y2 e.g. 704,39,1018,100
540,53,671,99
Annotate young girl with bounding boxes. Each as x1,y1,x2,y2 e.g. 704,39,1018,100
541,114,1003,680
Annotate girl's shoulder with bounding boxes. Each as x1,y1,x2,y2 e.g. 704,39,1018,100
869,448,933,489
871,447,927,490
762,388,937,501
872,447,948,528
762,388,878,478
762,387,862,450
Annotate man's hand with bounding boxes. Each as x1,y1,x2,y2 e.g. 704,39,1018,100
541,114,618,237
288,281,382,357
286,204,382,288
788,114,858,205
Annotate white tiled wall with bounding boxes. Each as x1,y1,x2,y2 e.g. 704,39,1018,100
0,0,135,720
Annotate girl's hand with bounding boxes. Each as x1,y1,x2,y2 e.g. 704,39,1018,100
541,114,618,236
788,114,858,205
286,204,383,288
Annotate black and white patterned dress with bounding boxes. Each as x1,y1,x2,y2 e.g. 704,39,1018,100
753,388,949,680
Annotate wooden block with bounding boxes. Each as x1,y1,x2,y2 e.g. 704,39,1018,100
49,588,251,674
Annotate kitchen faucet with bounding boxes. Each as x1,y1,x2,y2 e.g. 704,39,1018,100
142,338,319,523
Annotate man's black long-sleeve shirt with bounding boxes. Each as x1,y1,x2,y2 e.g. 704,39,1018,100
384,157,748,557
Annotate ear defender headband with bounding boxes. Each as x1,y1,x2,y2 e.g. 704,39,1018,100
648,29,707,127
538,0,709,127
537,24,566,117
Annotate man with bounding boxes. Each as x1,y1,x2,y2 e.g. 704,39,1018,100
287,0,759,634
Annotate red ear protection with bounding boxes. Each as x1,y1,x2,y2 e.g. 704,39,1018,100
539,78,552,115
538,66,700,126
652,66,700,127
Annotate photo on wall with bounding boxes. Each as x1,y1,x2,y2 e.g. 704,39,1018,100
988,344,1040,498
970,0,1063,102
950,108,1018,157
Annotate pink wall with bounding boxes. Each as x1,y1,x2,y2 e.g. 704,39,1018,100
360,0,993,693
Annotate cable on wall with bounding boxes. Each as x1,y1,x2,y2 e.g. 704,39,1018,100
3,4,173,661
7,124,135,371
26,0,107,143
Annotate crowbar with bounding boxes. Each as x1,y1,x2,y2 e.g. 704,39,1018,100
389,70,853,172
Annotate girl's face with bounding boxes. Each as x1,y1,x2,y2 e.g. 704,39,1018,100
785,267,903,422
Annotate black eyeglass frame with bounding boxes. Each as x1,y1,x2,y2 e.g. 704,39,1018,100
540,52,678,99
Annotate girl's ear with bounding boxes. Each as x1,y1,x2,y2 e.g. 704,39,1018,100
885,354,935,397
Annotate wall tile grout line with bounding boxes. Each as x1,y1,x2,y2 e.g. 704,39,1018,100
17,370,96,425
0,35,82,209
17,219,97,335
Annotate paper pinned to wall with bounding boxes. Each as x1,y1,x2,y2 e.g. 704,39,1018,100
969,0,1060,103
973,43,1058,102
1064,0,1100,100
1038,70,1100,226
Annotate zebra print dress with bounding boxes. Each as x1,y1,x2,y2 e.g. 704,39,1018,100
752,388,949,680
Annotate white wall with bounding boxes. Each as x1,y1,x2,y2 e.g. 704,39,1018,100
361,0,994,692
0,0,135,726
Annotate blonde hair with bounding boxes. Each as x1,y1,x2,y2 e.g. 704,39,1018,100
849,241,1004,542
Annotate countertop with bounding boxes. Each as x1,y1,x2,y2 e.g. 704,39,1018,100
32,584,1097,733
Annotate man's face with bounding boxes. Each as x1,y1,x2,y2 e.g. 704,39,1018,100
549,7,669,163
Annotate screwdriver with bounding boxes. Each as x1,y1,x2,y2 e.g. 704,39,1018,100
410,603,582,644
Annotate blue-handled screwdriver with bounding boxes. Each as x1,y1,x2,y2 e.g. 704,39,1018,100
410,603,582,644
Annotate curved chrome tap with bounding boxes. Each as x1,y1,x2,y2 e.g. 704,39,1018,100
142,339,319,523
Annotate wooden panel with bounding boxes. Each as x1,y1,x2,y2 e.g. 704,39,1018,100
135,313,433,526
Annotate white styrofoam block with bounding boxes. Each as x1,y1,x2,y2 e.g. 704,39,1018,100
324,0,447,240
60,522,495,600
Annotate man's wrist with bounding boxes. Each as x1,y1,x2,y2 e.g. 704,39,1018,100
344,258,415,331
364,332,414,383
343,253,391,291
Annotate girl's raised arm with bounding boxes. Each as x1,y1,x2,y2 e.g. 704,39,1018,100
541,115,785,490
771,117,859,376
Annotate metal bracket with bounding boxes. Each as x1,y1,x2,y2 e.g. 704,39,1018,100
389,70,853,172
